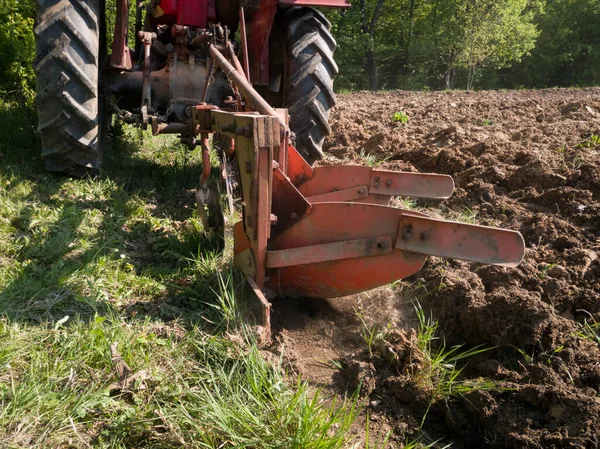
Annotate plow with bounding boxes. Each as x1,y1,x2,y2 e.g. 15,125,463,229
33,0,525,340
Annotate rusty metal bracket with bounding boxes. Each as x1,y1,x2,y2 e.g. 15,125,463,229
370,170,455,199
305,185,370,203
266,236,393,268
271,169,312,239
394,214,525,267
298,166,455,203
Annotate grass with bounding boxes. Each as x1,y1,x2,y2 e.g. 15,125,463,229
411,302,500,426
575,318,600,346
0,99,359,448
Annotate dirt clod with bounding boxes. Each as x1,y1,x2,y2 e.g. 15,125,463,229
273,88,600,447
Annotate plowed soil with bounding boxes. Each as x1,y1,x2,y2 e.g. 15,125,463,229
269,88,600,448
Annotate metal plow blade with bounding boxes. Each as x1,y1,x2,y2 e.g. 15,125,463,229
263,202,525,298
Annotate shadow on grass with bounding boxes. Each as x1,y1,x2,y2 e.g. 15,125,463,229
0,102,227,327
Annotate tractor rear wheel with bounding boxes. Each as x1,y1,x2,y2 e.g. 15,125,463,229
34,0,106,175
265,7,338,165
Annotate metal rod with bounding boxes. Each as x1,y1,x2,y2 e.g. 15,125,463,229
227,42,247,82
208,44,285,129
239,7,250,81
200,133,211,188
201,57,214,103
152,122,191,135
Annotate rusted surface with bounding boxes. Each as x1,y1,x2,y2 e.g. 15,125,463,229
305,184,371,203
208,44,285,130
245,276,272,345
270,168,312,239
239,7,250,81
110,0,132,70
394,214,525,267
370,169,454,199
298,165,455,200
286,144,314,186
248,0,277,85
266,202,428,297
266,236,393,268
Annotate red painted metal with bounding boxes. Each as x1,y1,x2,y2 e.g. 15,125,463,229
305,185,369,203
395,215,525,267
271,168,312,239
177,0,208,27
286,145,314,185
278,0,351,7
110,0,132,70
248,0,277,85
298,166,455,200
160,0,178,16
266,236,393,268
265,203,428,298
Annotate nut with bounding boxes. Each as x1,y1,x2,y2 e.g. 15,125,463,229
377,241,389,249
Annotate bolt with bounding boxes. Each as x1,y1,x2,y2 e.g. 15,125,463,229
221,122,236,133
377,241,389,250
245,161,252,174
290,212,298,220
270,214,278,225
386,179,393,187
235,125,253,138
402,230,412,241
421,231,430,241
373,177,380,189
272,161,280,171
358,188,367,195
297,174,307,183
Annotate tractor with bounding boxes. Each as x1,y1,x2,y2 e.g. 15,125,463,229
33,0,526,339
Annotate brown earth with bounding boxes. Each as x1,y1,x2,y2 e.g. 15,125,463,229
269,88,600,448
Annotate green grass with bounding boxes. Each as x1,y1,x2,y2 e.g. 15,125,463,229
576,319,600,346
0,100,359,448
412,302,500,425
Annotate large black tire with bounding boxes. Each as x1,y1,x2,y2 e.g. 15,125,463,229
34,0,104,175
265,7,338,164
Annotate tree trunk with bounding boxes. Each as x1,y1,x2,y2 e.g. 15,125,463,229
360,0,386,90
367,43,378,89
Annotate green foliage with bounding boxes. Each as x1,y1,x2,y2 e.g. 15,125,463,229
393,110,410,123
577,134,600,149
0,0,36,102
326,0,600,90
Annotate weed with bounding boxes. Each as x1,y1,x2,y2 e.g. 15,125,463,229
357,149,391,167
575,319,600,346
475,117,494,126
412,301,500,425
539,263,557,279
577,134,600,149
447,207,478,224
356,305,386,357
392,111,410,124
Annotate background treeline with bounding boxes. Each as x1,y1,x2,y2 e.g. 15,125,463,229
1,0,599,101
326,0,600,91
